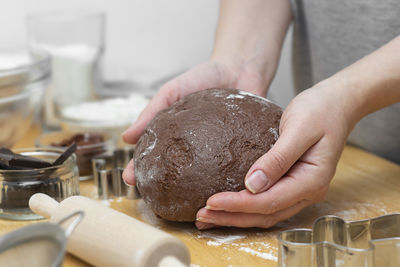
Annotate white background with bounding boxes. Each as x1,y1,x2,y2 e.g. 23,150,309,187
0,0,295,106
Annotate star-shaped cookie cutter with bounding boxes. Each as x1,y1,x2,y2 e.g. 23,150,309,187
277,213,400,267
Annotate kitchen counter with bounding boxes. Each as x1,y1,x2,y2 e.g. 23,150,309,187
3,125,400,267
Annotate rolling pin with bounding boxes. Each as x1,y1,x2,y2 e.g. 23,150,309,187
29,193,190,267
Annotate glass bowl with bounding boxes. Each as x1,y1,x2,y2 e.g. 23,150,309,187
59,93,149,148
0,147,80,220
35,131,115,180
0,50,50,148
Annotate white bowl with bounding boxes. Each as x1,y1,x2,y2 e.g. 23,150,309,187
0,51,50,148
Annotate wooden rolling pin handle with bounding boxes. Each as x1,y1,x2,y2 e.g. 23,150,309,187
29,193,190,267
29,193,59,219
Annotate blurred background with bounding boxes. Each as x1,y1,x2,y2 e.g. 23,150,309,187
1,0,294,106
0,0,295,150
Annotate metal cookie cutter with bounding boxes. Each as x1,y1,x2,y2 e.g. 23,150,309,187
278,213,400,267
92,148,140,200
0,211,83,267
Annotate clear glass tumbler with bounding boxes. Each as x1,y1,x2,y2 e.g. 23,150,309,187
26,11,105,128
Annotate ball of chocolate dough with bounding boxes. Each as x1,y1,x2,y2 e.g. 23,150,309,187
134,88,282,222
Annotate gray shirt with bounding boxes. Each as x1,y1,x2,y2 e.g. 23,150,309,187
290,0,400,164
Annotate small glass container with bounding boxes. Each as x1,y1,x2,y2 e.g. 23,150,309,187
0,148,79,220
27,10,105,128
35,131,115,180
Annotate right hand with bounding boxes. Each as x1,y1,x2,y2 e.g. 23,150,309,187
122,59,269,186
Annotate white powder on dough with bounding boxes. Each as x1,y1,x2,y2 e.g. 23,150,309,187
223,90,273,105
141,129,157,157
226,94,245,99
237,90,272,103
269,128,279,141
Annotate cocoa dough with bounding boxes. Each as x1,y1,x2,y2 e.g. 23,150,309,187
134,88,282,221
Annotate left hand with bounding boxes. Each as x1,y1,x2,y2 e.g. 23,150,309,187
196,82,356,229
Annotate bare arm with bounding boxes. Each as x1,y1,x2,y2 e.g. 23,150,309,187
122,0,292,144
326,35,400,127
196,35,400,229
213,0,292,94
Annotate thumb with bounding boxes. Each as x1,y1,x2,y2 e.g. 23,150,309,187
244,128,321,194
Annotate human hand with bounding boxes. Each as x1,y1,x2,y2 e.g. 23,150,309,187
196,82,357,229
122,59,270,185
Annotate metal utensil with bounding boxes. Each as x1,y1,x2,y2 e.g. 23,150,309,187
278,213,400,267
0,211,83,267
92,147,140,200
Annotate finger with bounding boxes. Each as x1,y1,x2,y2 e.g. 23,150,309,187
244,125,322,193
196,199,311,228
195,221,216,230
207,160,325,214
122,83,179,144
122,159,136,185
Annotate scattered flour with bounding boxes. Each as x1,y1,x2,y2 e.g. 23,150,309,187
197,232,246,245
202,235,245,246
312,201,392,221
197,231,278,262
238,247,278,261
207,240,223,246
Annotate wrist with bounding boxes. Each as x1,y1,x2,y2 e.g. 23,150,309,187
313,77,364,133
317,36,400,128
210,44,280,96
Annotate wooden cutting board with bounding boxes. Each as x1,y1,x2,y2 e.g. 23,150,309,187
4,125,400,267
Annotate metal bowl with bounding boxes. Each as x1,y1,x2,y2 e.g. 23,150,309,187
0,51,50,148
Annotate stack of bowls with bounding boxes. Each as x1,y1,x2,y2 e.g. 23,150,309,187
0,50,50,147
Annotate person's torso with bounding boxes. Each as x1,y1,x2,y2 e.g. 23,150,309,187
290,0,400,164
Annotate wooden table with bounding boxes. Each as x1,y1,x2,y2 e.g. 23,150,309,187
3,125,400,267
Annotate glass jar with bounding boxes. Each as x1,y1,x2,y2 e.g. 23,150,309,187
0,148,79,220
35,131,115,180
27,11,105,129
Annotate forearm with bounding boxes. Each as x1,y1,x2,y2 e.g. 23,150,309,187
320,35,400,127
212,0,292,93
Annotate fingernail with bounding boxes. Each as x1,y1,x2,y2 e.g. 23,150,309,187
205,205,223,211
197,222,215,230
121,128,130,137
122,178,134,187
122,123,136,137
196,217,215,224
245,170,269,193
